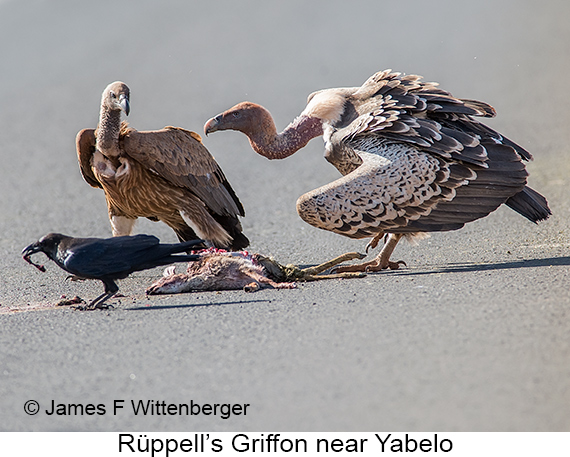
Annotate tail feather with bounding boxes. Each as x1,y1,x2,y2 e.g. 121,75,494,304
212,214,250,250
505,186,551,223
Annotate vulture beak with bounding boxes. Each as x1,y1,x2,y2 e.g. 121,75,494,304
119,94,130,116
22,242,47,272
204,115,222,136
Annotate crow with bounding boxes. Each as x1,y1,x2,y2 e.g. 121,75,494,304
22,233,203,310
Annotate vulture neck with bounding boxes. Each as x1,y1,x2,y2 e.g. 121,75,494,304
96,108,122,157
247,115,323,160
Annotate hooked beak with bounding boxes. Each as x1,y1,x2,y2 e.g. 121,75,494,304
22,242,47,272
119,94,130,116
204,115,222,136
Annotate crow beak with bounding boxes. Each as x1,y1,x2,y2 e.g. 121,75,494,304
22,241,41,257
22,242,46,272
204,115,222,136
119,94,130,116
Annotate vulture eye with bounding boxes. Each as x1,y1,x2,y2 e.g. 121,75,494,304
232,111,241,118
110,92,116,99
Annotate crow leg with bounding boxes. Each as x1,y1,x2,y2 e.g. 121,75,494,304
74,292,116,310
332,234,406,273
88,292,116,310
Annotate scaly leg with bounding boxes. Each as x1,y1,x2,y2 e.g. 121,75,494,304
333,233,406,273
300,252,366,276
298,252,367,281
74,292,116,311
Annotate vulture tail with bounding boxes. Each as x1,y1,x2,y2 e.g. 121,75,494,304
505,186,551,223
212,214,250,251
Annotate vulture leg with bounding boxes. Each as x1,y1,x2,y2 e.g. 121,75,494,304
333,233,406,273
110,215,136,237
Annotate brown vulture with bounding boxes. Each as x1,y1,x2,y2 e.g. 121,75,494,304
76,81,249,250
203,69,550,271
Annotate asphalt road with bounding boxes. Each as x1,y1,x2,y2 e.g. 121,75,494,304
0,0,569,431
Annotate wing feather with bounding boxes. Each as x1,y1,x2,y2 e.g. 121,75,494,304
334,70,531,169
76,128,101,189
64,235,160,277
121,126,245,217
299,132,530,238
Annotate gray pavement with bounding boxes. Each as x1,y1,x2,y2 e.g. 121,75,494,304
0,0,569,431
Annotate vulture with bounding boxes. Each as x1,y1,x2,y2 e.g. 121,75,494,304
76,81,249,250
22,233,203,310
204,69,551,272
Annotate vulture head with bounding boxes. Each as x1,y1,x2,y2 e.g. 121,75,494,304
101,81,130,116
204,102,274,137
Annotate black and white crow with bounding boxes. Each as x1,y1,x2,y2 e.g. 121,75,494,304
22,233,203,310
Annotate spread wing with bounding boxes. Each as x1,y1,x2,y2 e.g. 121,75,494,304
76,128,101,188
121,126,245,217
297,138,528,237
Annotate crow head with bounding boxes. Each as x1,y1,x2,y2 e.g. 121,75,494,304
22,233,67,272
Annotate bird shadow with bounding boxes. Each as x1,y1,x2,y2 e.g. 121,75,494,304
386,255,570,276
126,298,272,311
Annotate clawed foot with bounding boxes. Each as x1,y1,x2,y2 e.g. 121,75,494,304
332,259,406,273
365,232,385,253
300,252,366,276
73,302,115,311
72,292,116,311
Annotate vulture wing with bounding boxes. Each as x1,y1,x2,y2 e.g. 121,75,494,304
336,70,532,167
298,137,528,238
121,127,245,217
76,128,101,189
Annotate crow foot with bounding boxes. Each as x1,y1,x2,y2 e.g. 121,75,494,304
73,292,116,311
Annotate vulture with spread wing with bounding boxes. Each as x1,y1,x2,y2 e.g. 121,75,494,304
204,70,550,271
77,81,249,250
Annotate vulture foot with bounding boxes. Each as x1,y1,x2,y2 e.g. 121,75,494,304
295,252,367,280
333,233,405,273
365,233,385,253
332,258,406,273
